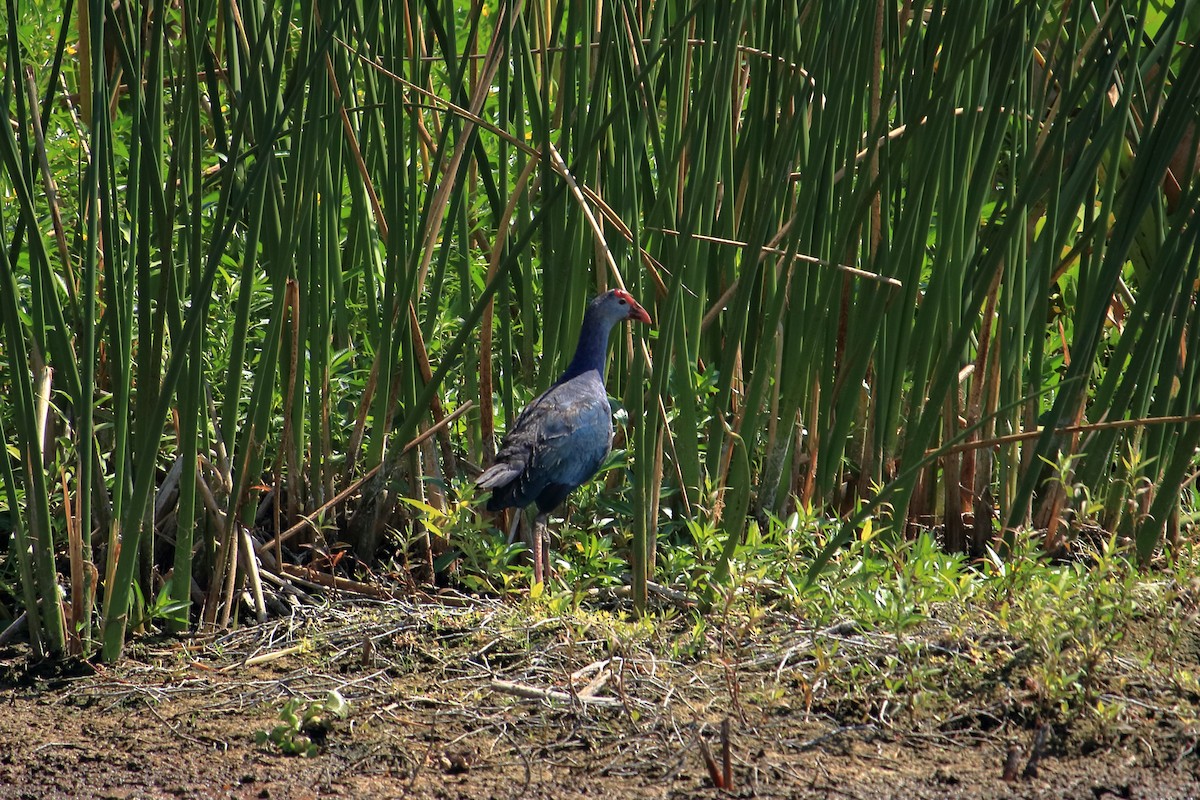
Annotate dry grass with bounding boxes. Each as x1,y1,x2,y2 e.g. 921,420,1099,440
0,588,1187,798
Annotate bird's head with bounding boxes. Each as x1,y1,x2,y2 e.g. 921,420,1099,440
591,289,653,327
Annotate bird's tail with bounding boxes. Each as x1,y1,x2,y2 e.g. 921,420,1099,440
475,462,525,512
475,463,521,490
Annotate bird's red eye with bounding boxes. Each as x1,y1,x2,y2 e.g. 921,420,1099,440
619,298,627,304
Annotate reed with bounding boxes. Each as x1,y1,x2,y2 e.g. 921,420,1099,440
0,0,1196,655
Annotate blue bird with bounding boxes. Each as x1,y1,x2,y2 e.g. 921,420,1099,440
477,289,652,584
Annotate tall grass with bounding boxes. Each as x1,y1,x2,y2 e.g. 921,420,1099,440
0,0,1197,658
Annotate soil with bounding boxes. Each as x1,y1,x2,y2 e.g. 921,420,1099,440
0,595,1197,800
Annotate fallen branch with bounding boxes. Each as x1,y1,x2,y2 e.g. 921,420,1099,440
258,402,474,555
587,579,696,610
698,732,724,788
1002,743,1023,781
721,718,733,791
241,644,305,668
489,678,621,708
279,564,393,600
1023,723,1051,779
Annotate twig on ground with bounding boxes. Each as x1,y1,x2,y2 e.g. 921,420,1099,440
721,717,733,791
408,725,439,793
489,678,621,708
1002,743,1023,781
279,564,393,599
0,612,28,646
240,645,305,668
1023,723,1051,779
698,730,724,788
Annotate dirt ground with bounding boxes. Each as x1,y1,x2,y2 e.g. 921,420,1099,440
1,595,1197,800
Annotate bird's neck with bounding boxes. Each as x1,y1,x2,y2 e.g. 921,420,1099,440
559,311,615,383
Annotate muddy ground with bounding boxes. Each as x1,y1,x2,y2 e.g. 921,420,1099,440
0,595,1197,799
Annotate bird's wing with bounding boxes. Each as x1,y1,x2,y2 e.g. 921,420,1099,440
474,387,554,492
530,382,613,488
474,395,545,492
476,374,613,510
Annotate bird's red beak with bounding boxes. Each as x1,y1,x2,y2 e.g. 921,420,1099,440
615,290,653,326
629,301,653,325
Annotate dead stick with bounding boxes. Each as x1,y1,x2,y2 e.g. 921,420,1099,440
934,412,1200,458
241,645,304,668
0,612,28,646
721,718,732,791
1002,743,1023,781
257,402,473,554
698,734,724,789
489,679,621,708
238,526,268,623
279,564,392,600
1023,723,1051,779
577,669,611,699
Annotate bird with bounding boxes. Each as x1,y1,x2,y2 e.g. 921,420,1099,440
476,288,653,584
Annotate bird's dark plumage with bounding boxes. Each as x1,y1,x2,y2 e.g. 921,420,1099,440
478,369,614,512
476,289,652,581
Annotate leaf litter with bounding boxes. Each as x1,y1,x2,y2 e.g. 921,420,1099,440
0,590,1198,799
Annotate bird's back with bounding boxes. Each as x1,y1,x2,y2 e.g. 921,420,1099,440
476,371,613,513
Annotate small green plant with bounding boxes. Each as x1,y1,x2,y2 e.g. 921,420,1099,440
126,581,191,633
255,690,349,757
403,486,529,595
979,533,1142,720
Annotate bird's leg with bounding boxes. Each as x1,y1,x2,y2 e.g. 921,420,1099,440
506,509,542,585
505,508,522,544
540,515,555,581
532,512,550,586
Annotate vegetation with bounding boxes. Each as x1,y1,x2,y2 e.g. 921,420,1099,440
1,0,1198,664
255,690,349,757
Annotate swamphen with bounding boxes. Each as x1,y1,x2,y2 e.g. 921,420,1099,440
477,289,653,584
